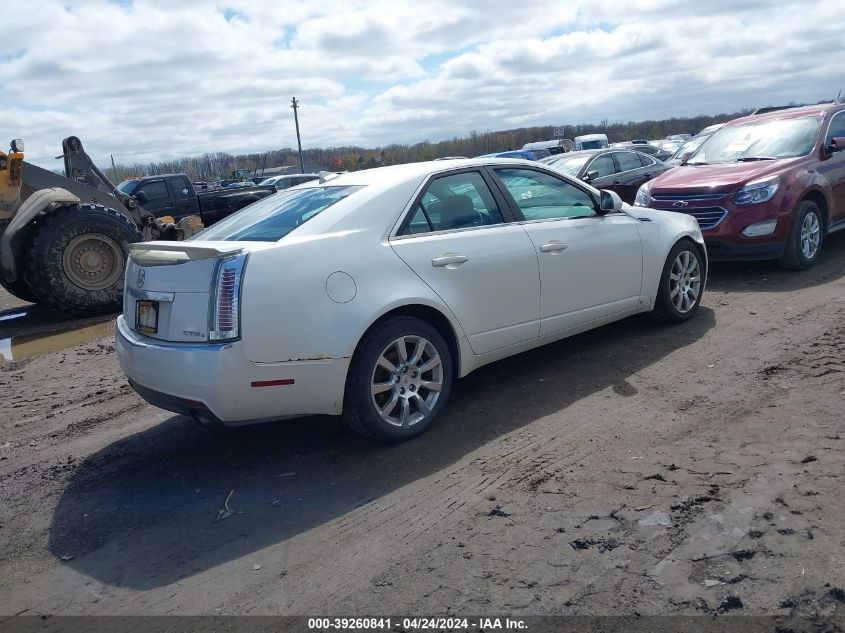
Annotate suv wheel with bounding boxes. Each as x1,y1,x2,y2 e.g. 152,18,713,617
344,316,453,442
779,200,823,270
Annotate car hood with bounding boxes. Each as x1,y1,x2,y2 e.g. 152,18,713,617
650,159,797,195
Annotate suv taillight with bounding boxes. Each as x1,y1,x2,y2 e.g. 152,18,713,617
209,252,247,341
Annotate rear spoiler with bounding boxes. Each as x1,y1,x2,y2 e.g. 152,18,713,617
128,242,243,265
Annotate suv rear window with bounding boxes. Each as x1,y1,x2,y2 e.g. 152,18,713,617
193,185,363,242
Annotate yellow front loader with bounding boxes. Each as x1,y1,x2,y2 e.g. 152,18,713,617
0,137,201,315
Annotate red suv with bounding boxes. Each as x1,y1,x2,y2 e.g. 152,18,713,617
634,102,845,268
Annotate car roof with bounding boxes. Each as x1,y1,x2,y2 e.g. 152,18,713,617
728,102,844,126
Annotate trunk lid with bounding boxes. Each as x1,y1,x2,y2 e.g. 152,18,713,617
124,241,265,343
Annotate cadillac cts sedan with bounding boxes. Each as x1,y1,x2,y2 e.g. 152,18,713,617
116,159,707,442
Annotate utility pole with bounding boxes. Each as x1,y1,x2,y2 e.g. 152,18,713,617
291,96,304,173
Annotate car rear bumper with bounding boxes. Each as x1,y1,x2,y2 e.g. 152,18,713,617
115,316,350,425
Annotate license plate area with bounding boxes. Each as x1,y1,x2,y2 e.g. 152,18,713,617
135,300,159,334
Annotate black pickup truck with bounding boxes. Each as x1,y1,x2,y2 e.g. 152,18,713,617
116,173,276,225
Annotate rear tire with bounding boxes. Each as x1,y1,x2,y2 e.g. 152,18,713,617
650,239,705,323
343,316,453,442
28,204,143,316
778,200,823,270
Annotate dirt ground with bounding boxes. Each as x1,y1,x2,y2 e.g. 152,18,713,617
0,237,843,617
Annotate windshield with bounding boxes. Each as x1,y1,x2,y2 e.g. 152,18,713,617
546,154,591,176
117,180,138,194
688,116,820,164
192,185,363,242
259,177,277,185
672,135,707,159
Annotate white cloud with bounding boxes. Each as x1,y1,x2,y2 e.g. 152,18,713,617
1,0,841,167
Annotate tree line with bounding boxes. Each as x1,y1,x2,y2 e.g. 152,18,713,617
108,109,756,183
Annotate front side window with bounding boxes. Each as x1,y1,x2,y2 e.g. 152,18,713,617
136,180,169,201
587,154,616,177
824,111,845,145
193,185,363,242
688,116,821,164
494,168,596,221
402,171,503,235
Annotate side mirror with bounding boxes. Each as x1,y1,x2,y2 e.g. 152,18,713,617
582,169,599,182
599,190,623,213
10,139,23,153
134,191,148,205
825,137,845,156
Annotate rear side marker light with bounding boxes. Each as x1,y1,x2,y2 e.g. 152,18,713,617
251,379,295,388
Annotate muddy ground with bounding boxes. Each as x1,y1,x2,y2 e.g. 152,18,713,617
0,237,843,618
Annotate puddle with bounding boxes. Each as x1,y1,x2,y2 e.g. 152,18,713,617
0,321,114,364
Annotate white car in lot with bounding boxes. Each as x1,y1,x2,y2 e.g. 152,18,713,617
116,159,706,441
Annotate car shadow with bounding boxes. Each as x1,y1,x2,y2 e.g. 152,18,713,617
48,308,715,589
705,231,845,294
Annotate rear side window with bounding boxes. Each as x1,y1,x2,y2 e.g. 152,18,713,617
638,153,656,166
193,186,363,242
402,171,504,235
167,177,193,198
615,152,643,172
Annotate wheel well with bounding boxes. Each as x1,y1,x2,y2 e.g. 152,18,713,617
364,304,461,375
801,191,828,230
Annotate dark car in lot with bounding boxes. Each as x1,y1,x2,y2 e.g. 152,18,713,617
542,148,672,203
634,102,845,268
117,173,277,225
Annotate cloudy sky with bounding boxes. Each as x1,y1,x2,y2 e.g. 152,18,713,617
2,0,842,167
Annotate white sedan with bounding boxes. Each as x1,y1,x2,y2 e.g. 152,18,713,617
116,159,706,442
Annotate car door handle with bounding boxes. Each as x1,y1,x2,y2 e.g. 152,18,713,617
431,254,469,267
613,180,622,185
539,241,568,253
643,173,651,178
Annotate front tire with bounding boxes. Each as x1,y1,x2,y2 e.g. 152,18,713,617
28,204,143,316
779,200,823,270
344,316,454,442
650,239,704,323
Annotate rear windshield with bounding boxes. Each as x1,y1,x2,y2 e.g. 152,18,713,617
192,185,363,242
688,116,820,164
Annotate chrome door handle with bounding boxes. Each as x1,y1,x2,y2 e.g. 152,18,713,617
431,254,469,267
539,241,568,253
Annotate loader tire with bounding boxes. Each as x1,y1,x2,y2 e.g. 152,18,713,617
0,275,39,304
28,204,143,316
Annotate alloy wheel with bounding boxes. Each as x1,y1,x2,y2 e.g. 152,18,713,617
800,212,821,259
669,250,701,314
370,335,444,428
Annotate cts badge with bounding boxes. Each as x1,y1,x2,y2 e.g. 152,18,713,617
137,268,146,288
